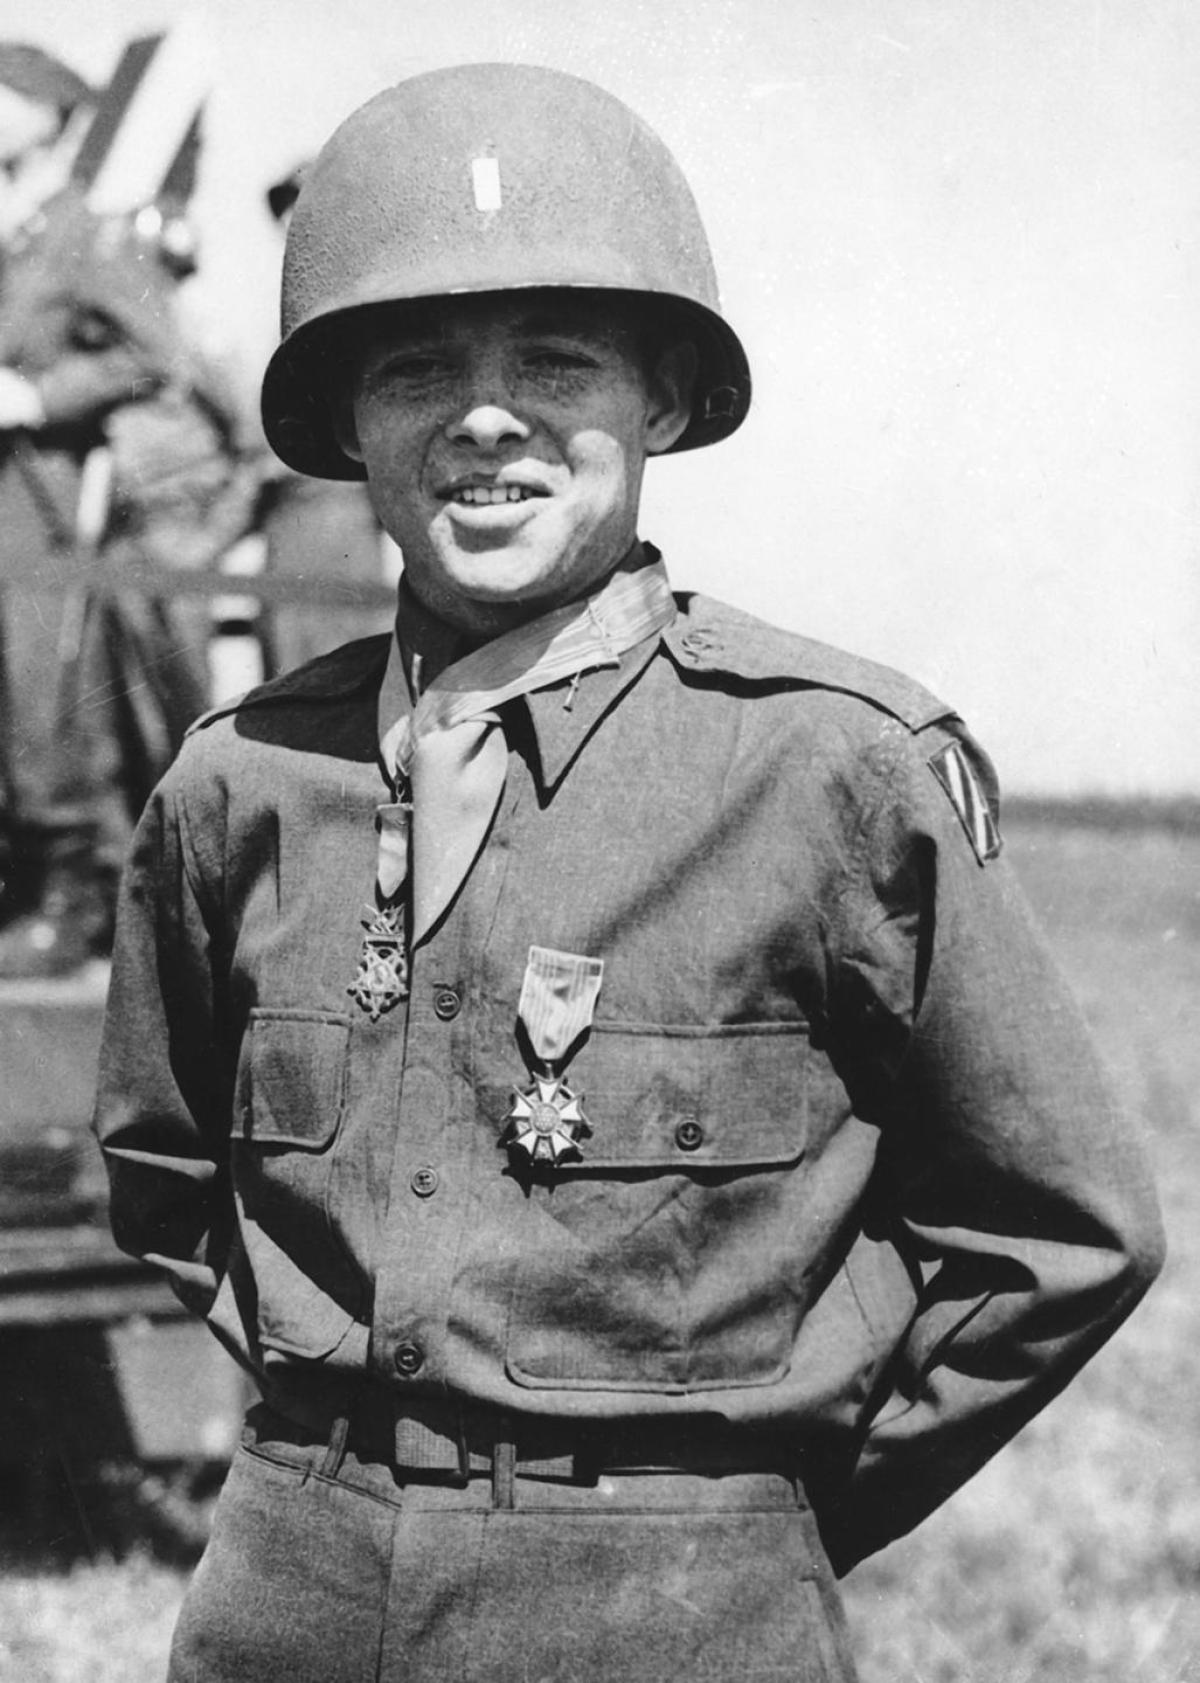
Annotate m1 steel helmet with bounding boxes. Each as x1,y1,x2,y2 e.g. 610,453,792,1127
261,62,751,478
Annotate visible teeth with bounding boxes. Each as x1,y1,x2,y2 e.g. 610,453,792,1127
455,485,531,504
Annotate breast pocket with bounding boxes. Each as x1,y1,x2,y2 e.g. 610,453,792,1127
235,1009,350,1151
501,1023,813,1394
231,1008,359,1360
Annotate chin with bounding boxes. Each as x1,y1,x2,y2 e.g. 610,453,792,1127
445,561,552,604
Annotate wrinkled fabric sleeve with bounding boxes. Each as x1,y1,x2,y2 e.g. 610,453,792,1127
92,756,236,1331
819,724,1165,1573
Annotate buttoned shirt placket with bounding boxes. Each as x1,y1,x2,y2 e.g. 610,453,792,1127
369,716,528,1397
367,634,666,1402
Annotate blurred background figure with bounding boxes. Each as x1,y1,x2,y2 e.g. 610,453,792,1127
0,37,258,979
0,42,93,245
250,161,395,676
0,42,103,969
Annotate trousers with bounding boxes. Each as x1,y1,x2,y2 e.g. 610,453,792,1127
168,1405,860,1683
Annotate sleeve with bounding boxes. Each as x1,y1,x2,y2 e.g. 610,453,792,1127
91,756,237,1329
35,340,165,432
28,294,171,434
818,722,1165,1573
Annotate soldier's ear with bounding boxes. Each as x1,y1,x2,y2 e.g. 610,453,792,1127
644,340,697,456
331,392,364,464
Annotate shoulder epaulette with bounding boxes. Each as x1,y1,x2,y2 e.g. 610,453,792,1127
185,634,390,738
664,592,956,733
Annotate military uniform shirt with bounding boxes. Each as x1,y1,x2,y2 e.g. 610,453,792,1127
95,564,1163,1571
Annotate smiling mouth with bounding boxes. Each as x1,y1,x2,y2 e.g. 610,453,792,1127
446,484,545,506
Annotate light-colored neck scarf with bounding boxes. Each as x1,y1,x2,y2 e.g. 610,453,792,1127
375,550,675,945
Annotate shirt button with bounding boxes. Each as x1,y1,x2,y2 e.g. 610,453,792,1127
410,1165,439,1198
675,1119,705,1152
433,986,461,1021
393,1342,424,1377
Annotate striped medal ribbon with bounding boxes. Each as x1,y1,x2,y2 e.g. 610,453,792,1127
502,946,605,1168
349,554,675,1021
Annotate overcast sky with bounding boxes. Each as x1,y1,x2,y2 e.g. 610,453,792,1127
6,0,1199,796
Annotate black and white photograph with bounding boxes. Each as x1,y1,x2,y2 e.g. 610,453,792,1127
0,4,1194,1679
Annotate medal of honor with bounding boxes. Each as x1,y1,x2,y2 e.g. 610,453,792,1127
501,946,604,1170
347,903,409,1020
350,790,412,1021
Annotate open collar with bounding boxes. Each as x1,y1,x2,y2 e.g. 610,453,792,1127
381,541,675,794
518,618,668,794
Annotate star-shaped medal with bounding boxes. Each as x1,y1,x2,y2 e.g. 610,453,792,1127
347,904,409,1021
503,1074,591,1165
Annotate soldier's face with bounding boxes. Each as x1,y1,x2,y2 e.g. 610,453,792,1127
338,293,691,635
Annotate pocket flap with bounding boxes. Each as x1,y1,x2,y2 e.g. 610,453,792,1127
234,1010,350,1149
491,1024,809,1170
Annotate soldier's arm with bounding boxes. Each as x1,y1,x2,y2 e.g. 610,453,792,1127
30,304,168,433
92,753,234,1326
819,726,1164,1572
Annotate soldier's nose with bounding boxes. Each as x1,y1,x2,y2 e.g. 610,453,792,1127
447,402,531,451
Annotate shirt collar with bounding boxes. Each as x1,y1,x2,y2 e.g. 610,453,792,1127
386,540,674,792
521,543,673,791
393,576,475,698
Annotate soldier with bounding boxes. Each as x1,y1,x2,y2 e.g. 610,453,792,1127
0,44,255,976
95,66,1164,1682
0,42,105,957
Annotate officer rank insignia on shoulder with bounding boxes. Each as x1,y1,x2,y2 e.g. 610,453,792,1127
929,742,1002,865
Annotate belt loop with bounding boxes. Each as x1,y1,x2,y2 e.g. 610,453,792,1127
318,1413,351,1481
572,1423,603,1487
491,1413,516,1511
453,1400,471,1484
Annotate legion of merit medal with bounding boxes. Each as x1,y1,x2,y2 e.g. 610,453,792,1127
502,946,604,1169
347,903,409,1020
505,1073,590,1165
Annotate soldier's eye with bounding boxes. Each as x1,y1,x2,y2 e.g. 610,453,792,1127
365,349,454,390
389,354,451,378
524,347,596,372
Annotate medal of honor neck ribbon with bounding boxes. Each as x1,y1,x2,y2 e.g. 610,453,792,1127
371,555,676,946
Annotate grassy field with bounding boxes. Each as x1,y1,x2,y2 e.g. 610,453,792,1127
1,814,1196,1681
843,815,1200,1682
